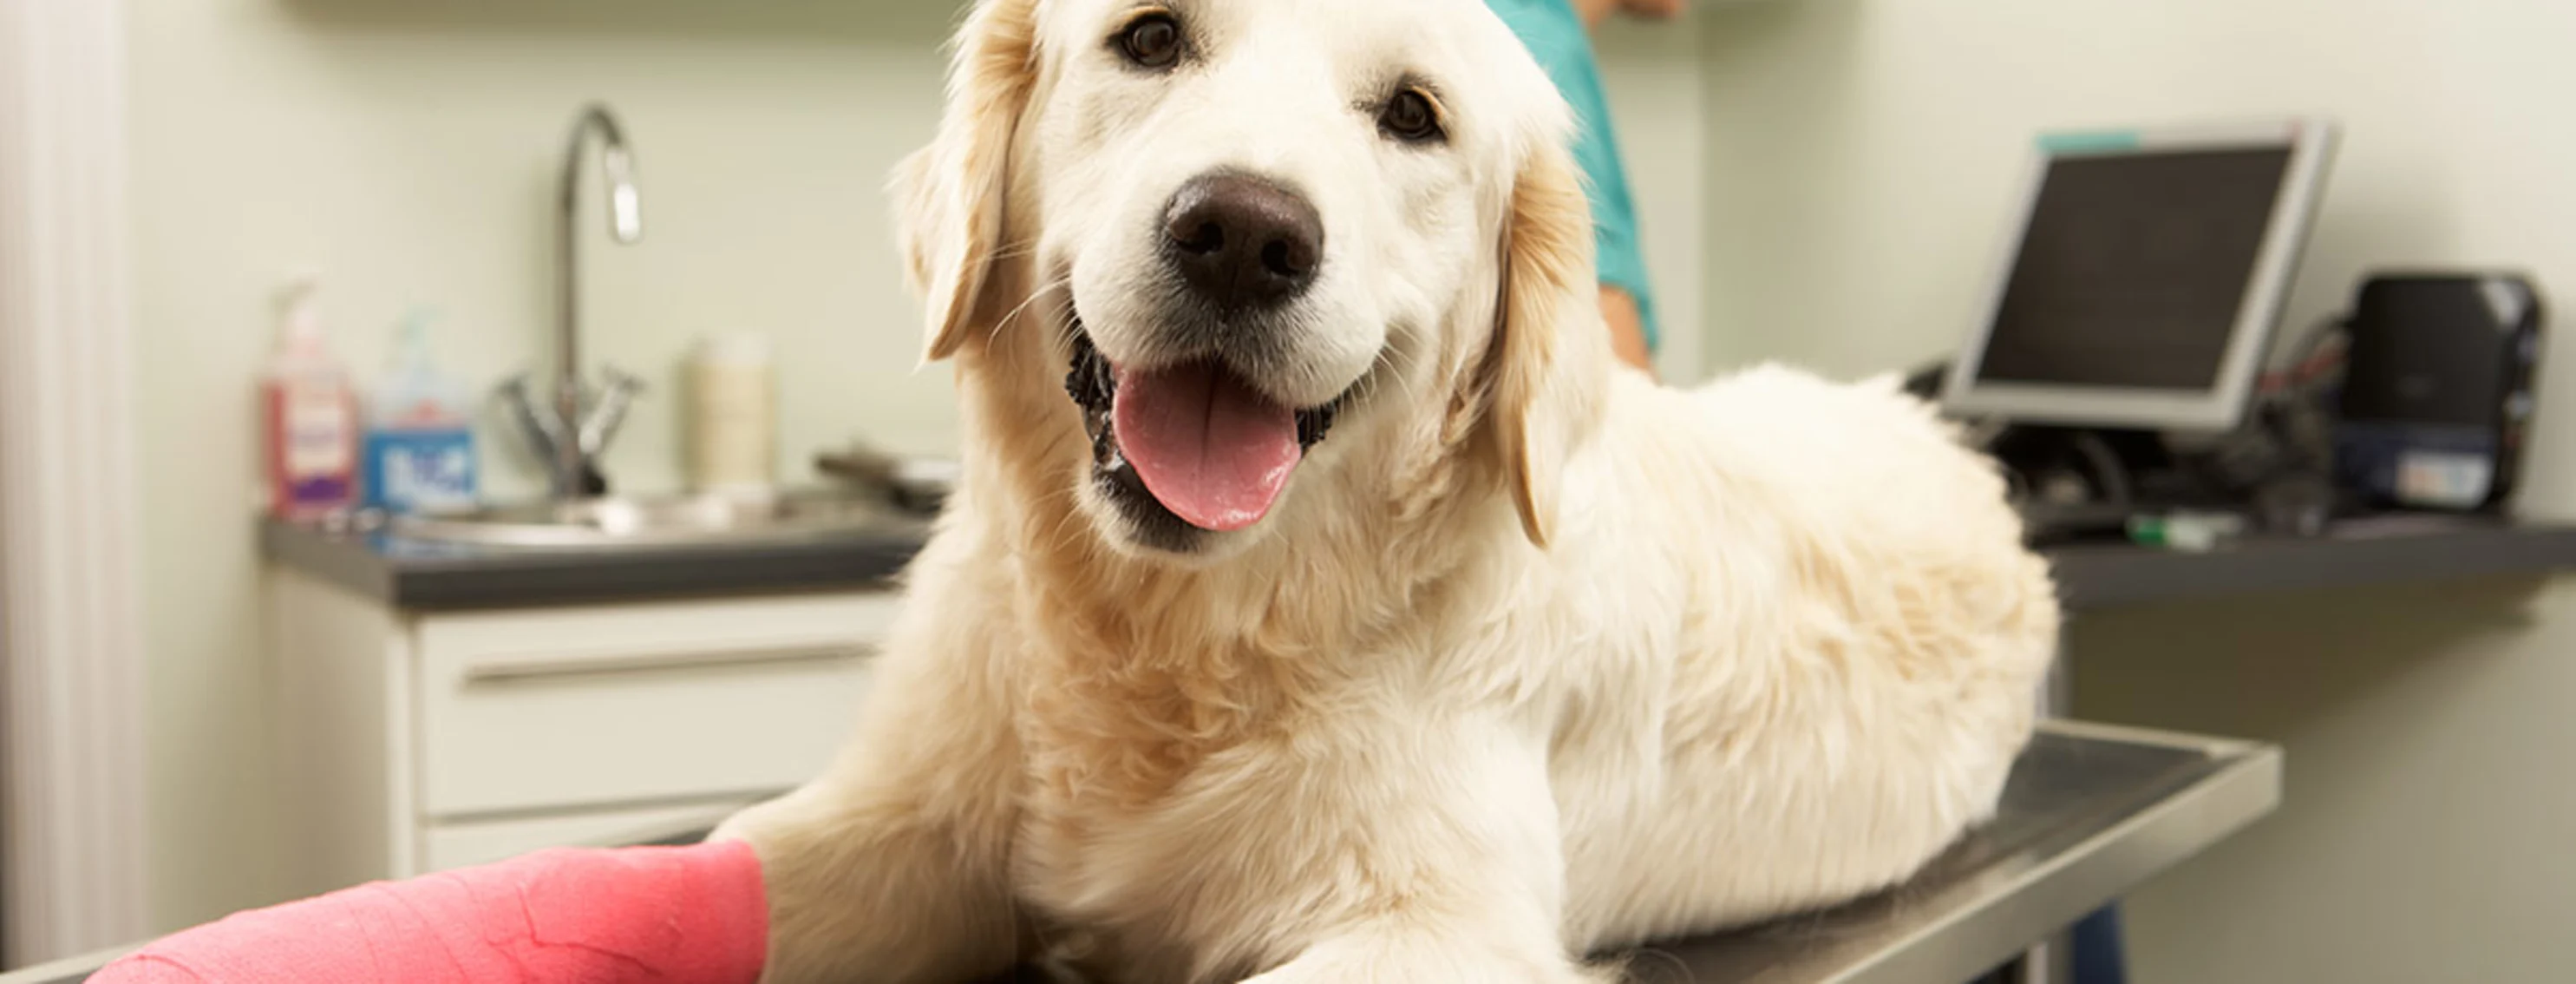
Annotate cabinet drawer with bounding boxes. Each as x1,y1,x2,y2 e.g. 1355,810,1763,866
413,592,891,817
421,799,751,873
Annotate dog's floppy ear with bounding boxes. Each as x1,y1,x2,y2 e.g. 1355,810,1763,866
893,0,1039,363
1487,141,1613,549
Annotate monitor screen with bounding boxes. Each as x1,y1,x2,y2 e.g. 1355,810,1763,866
1973,148,2295,393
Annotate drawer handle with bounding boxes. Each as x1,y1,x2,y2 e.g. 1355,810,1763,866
462,643,875,684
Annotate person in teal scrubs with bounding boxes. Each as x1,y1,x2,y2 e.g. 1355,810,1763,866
1485,0,1681,377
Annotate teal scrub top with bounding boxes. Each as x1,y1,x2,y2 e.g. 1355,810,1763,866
1484,0,1660,352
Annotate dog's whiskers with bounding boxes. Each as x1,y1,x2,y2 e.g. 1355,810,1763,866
1032,472,1104,556
1371,344,1417,380
994,275,1079,344
983,237,1042,263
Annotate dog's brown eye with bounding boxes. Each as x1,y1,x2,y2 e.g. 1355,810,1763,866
1116,13,1183,69
1380,89,1443,143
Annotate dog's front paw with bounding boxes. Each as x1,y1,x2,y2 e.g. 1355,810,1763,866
1244,934,1614,984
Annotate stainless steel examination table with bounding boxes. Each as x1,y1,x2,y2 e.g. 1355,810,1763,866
1621,720,2276,984
3,719,2277,984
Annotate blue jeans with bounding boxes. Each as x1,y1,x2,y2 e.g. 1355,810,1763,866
1968,905,2124,984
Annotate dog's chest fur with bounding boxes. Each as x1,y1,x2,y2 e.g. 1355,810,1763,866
992,522,1482,983
1002,583,1343,983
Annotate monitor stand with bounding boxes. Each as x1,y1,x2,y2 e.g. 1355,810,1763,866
1986,425,2176,541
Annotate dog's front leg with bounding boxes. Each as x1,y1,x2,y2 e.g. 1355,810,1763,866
1221,718,1610,984
710,564,1026,984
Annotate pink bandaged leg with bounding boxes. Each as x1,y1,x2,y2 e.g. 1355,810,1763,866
90,840,766,984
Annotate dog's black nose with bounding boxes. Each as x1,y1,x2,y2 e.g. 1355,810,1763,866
1161,172,1323,312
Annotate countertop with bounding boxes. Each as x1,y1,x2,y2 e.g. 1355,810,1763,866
259,513,931,610
2048,513,2576,611
6,720,2278,984
263,509,2576,613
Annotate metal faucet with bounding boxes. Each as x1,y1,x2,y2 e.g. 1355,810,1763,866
506,102,645,500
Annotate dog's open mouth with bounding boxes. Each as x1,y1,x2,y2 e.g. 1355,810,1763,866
1065,322,1339,534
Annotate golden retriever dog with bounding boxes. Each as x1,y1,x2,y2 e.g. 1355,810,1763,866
711,0,2061,981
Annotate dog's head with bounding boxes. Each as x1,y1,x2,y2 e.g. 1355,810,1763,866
901,0,1611,559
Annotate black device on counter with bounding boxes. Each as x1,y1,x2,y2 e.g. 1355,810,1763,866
2333,272,2545,514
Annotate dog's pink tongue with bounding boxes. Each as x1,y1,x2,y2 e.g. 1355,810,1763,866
1112,362,1302,532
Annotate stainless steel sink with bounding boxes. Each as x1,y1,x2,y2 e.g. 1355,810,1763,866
389,489,930,550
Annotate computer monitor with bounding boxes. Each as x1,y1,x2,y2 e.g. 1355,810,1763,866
1940,117,2340,432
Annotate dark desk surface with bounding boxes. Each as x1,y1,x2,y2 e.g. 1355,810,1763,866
2047,515,2576,612
265,512,2576,614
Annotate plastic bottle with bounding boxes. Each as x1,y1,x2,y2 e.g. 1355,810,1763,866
361,308,480,514
264,274,360,521
686,331,776,498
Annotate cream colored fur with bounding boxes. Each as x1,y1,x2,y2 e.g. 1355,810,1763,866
711,1,2061,981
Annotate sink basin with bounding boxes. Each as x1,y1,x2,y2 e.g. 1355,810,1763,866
389,489,930,550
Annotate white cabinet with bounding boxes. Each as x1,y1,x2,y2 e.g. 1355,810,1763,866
420,801,754,872
269,568,883,899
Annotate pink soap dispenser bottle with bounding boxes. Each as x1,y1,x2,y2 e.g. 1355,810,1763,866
262,273,359,521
